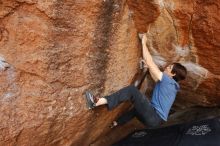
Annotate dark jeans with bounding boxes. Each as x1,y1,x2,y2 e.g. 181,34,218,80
104,85,163,128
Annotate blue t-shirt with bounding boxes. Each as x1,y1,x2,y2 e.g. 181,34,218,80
150,73,180,121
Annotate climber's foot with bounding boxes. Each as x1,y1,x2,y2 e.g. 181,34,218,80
85,91,96,110
109,121,118,129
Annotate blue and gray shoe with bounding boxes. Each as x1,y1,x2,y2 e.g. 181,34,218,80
85,91,96,109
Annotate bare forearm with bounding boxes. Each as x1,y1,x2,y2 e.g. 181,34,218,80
141,37,162,82
142,42,154,65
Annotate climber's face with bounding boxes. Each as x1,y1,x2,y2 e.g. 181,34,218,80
164,64,176,77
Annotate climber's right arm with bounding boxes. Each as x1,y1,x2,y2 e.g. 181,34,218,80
141,35,162,82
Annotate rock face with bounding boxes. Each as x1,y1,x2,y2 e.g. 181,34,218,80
127,0,220,108
0,0,220,145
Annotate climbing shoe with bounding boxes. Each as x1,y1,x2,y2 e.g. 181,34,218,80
85,91,96,109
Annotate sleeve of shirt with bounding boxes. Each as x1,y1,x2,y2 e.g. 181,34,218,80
160,73,172,84
160,73,180,91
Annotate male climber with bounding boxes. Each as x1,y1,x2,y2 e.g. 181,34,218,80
85,34,187,128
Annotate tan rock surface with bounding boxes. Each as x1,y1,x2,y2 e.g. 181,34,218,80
0,0,220,146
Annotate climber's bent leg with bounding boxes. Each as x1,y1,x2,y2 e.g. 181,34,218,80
114,107,158,127
113,107,148,126
104,85,163,127
117,100,162,127
115,108,136,126
132,95,163,127
104,85,144,110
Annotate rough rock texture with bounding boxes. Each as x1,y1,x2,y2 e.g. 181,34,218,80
0,0,220,146
126,0,220,107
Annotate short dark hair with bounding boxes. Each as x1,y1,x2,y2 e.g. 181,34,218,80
171,63,187,82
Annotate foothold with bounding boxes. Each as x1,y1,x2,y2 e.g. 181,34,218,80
0,55,10,71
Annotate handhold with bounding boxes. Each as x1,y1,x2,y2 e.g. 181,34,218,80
138,33,147,40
